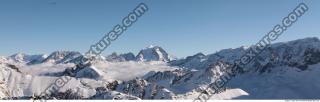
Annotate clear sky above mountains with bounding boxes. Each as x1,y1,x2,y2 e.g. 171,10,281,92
0,0,319,57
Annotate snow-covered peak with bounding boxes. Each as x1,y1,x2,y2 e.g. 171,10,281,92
136,45,171,62
9,52,28,63
8,53,47,65
147,45,155,49
0,56,7,64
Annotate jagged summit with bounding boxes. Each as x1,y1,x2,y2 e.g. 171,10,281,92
136,45,172,62
42,51,82,64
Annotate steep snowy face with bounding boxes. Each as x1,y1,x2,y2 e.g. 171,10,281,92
42,51,81,64
136,45,171,62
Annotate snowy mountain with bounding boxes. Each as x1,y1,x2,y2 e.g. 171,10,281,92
42,51,81,64
105,52,135,62
0,56,8,65
169,53,206,69
0,37,320,100
119,53,136,61
75,64,104,79
136,45,173,62
0,64,10,99
6,53,48,65
170,37,320,71
169,46,248,70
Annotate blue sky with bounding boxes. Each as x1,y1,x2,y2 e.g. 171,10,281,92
0,0,319,57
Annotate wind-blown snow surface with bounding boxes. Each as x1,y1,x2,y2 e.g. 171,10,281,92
0,37,320,100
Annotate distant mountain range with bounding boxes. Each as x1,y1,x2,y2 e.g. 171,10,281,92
1,37,320,99
0,45,174,65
